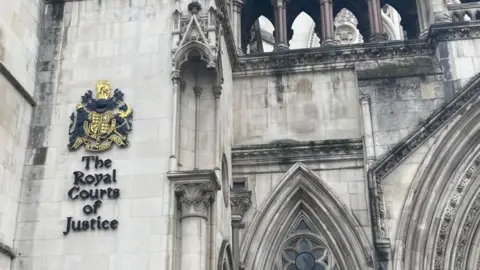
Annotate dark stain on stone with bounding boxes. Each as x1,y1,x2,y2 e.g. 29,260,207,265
50,2,65,21
98,0,102,6
274,71,284,103
27,126,49,149
296,78,312,102
264,87,268,107
33,148,48,165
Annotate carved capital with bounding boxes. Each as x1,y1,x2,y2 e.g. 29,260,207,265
171,70,181,83
175,183,216,219
231,190,252,221
194,86,203,97
375,239,391,261
233,0,244,8
359,93,371,104
213,85,222,98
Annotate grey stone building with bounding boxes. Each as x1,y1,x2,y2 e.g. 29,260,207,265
1,0,480,269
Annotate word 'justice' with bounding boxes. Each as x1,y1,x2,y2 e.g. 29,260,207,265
63,156,120,235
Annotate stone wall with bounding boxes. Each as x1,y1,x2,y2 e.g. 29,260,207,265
0,0,42,268
0,0,43,95
233,69,361,145
437,38,480,90
359,75,446,157
0,74,33,270
13,1,176,269
381,134,440,245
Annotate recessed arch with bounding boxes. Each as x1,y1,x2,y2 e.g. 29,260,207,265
217,240,234,270
393,95,480,270
381,0,420,39
240,163,374,270
173,41,216,71
241,0,275,53
289,12,317,49
381,4,404,40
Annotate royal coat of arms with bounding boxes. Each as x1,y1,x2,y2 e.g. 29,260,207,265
68,80,133,152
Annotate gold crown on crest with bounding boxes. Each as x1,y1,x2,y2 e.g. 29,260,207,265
96,80,112,99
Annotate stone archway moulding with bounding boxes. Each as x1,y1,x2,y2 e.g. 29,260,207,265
394,100,480,270
217,240,234,270
239,162,374,270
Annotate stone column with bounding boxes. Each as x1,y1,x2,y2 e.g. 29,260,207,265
230,190,252,270
273,0,289,51
213,85,222,169
194,87,203,169
319,0,335,46
175,183,216,270
232,0,244,54
169,71,181,171
359,94,376,168
367,0,387,42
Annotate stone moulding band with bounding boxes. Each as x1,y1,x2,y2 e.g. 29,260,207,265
0,62,36,107
0,241,16,258
232,139,363,165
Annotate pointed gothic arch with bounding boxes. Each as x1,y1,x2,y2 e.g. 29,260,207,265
240,163,374,270
218,240,234,270
394,87,480,270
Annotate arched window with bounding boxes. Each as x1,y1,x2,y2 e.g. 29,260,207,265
381,4,404,40
289,12,316,49
275,219,338,270
222,154,229,207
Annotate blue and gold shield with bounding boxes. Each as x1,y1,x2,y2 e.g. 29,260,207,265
68,80,133,152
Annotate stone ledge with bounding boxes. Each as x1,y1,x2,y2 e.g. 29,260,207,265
428,21,480,43
167,169,221,190
0,62,36,106
232,139,363,166
234,39,434,76
447,2,480,10
356,56,442,80
0,241,16,258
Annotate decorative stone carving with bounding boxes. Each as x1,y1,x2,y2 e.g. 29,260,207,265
334,9,363,45
232,139,363,165
216,0,237,63
431,154,480,269
171,2,220,70
230,190,252,221
167,169,221,219
213,85,222,99
175,183,216,219
453,193,480,270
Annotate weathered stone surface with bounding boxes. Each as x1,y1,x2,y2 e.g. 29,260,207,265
5,1,480,270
